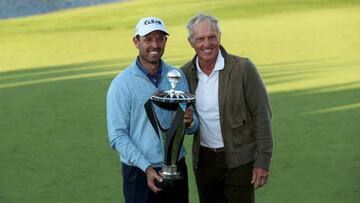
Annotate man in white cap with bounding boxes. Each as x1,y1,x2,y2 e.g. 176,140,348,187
106,17,198,203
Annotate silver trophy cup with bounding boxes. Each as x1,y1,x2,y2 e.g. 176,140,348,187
144,69,195,189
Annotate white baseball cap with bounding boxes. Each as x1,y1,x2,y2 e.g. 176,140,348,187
135,17,169,37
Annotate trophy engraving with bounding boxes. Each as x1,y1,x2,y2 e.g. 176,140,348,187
144,69,195,189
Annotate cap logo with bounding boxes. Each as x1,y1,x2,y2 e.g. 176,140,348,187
144,19,162,26
135,17,168,36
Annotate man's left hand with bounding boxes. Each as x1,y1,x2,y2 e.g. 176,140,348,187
251,167,269,189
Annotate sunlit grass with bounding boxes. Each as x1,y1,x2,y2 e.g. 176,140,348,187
305,102,360,114
0,0,359,202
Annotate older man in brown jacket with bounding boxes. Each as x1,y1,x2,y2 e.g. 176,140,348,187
181,14,273,203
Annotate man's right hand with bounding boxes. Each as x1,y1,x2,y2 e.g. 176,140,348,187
145,166,163,193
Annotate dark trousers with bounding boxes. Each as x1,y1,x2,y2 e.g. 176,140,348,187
122,158,189,203
195,148,255,203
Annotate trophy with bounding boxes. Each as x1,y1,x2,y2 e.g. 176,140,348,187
144,69,195,189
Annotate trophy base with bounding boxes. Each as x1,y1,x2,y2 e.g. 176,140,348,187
155,170,183,189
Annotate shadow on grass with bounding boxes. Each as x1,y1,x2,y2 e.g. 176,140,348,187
0,58,359,202
0,58,134,89
264,86,360,203
260,59,360,86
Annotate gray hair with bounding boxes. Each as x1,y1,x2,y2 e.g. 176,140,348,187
186,13,221,41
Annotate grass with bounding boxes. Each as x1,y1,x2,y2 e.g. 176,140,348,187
1,0,359,202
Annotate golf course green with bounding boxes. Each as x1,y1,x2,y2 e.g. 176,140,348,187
0,0,359,202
